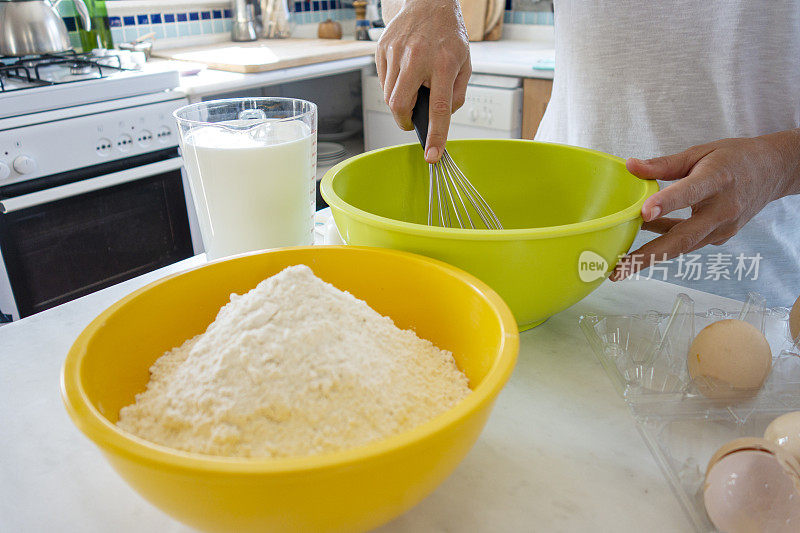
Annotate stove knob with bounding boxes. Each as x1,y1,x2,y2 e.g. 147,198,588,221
13,155,37,175
469,107,479,122
0,162,10,180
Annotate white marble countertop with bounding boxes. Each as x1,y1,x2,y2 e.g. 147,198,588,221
1,236,746,531
146,36,554,99
158,55,376,99
469,40,554,80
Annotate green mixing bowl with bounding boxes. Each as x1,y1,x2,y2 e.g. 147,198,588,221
320,140,658,330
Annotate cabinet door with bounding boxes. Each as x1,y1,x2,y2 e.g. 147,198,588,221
522,78,553,139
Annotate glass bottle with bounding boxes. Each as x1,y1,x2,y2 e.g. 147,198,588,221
353,1,370,41
78,0,114,52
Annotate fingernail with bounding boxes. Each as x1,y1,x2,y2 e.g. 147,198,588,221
630,158,646,165
425,147,439,162
646,205,661,221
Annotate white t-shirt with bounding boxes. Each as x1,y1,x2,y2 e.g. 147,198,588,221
535,0,800,306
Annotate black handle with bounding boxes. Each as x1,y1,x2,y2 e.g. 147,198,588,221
411,85,430,150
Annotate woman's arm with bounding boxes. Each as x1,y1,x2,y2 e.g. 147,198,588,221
612,128,800,280
376,0,471,163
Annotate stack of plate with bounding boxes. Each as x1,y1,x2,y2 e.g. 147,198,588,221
317,142,347,167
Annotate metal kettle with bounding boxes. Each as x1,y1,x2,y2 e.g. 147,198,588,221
0,0,91,57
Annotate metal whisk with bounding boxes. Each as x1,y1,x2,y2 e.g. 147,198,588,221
411,86,503,230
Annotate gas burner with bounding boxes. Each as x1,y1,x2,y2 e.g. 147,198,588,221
0,51,126,93
69,63,93,76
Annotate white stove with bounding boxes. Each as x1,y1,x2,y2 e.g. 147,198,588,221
0,51,201,321
0,51,181,120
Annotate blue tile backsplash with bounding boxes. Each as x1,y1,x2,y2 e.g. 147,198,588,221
99,1,360,45
505,0,554,25
64,0,552,54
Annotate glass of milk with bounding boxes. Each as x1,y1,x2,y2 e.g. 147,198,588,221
173,98,317,260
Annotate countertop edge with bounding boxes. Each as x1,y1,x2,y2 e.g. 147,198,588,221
153,39,555,98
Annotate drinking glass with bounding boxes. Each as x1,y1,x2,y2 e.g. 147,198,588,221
174,98,317,260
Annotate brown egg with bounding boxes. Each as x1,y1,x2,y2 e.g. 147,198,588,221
765,411,800,463
687,319,772,400
704,438,800,533
790,294,800,342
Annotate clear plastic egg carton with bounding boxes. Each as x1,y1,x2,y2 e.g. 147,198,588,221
579,292,800,532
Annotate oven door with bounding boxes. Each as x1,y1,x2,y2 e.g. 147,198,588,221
0,149,195,319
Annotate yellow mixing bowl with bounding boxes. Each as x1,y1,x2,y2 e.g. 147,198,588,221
61,246,518,533
320,140,659,330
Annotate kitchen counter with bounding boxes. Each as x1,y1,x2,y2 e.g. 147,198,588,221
147,55,376,100
147,38,554,100
2,235,747,532
469,39,554,79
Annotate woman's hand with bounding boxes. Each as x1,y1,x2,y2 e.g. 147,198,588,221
376,0,471,163
611,129,800,281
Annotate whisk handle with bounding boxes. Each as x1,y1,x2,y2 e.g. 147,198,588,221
411,85,430,149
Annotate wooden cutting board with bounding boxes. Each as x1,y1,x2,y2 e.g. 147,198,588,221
484,17,504,41
153,39,377,74
459,0,489,41
483,0,505,40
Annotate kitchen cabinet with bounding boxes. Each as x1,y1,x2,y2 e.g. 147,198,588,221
521,78,553,139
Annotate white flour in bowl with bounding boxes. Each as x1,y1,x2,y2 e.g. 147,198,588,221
117,264,470,458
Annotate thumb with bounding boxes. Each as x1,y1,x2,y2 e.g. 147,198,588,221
626,145,711,181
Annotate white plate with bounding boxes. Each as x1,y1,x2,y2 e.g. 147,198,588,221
318,155,346,163
318,142,346,158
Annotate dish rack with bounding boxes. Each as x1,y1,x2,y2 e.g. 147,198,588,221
579,292,800,532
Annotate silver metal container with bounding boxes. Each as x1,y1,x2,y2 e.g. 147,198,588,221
0,0,91,57
230,0,257,42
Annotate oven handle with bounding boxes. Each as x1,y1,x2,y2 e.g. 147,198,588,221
0,158,185,214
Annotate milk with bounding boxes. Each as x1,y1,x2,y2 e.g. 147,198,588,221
181,120,315,259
